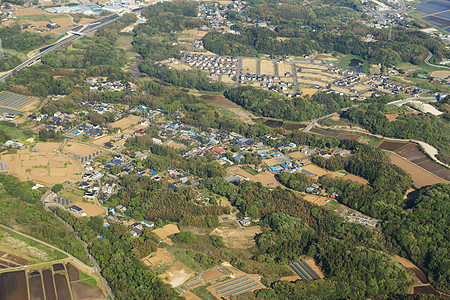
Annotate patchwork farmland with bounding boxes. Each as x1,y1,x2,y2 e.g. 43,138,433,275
0,91,40,115
378,141,450,184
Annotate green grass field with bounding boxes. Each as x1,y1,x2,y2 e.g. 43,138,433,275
242,166,258,175
325,200,339,211
191,285,216,300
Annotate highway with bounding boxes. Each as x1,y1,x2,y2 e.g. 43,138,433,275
0,14,120,82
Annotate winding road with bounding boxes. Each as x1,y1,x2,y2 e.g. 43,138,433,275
424,52,450,70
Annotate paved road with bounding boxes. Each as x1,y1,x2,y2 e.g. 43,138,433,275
41,191,115,299
273,60,279,77
256,57,261,76
0,14,120,82
291,62,299,93
424,52,450,70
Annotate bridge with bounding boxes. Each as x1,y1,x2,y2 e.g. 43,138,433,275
0,13,120,82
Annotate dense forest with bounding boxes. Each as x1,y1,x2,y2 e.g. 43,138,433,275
0,26,51,52
340,103,450,164
0,53,22,72
224,86,354,121
204,178,412,298
131,0,204,61
276,133,449,293
42,29,127,69
203,25,449,66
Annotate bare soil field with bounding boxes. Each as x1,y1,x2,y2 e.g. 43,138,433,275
73,202,106,217
288,151,307,160
63,142,100,158
386,114,399,122
142,248,174,267
167,142,186,149
430,70,450,79
301,165,328,176
302,194,331,206
162,261,195,287
228,167,278,187
298,72,336,82
33,142,61,152
330,115,340,121
181,29,209,38
201,94,238,108
210,225,261,249
278,63,293,75
304,258,325,279
389,154,448,188
200,268,224,282
242,58,257,74
379,141,408,152
14,7,47,16
92,135,113,145
226,107,257,124
283,123,305,130
71,280,105,300
262,158,280,167
395,255,428,284
260,60,274,75
0,150,81,186
153,224,180,240
280,275,301,281
337,173,369,185
109,115,143,129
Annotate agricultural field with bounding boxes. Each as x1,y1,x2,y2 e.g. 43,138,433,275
389,154,448,188
379,141,450,184
0,263,104,300
4,7,75,35
242,58,257,74
109,115,143,130
260,59,274,75
0,143,82,186
0,227,66,266
72,201,107,217
210,224,261,249
153,224,180,246
62,141,103,162
0,91,40,115
227,166,278,187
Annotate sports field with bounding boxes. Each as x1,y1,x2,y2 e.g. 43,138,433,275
0,91,39,115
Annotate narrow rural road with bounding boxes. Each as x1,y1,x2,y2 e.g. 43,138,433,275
424,52,450,70
41,192,115,299
0,224,94,273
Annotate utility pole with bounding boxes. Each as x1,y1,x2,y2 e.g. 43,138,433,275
0,38,4,59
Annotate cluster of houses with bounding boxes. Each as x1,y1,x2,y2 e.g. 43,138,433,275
327,66,358,76
380,80,422,95
197,0,249,29
332,75,361,86
184,54,238,76
104,205,154,237
86,77,138,93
